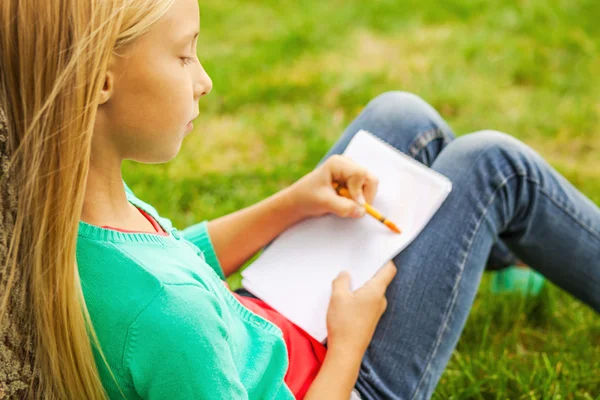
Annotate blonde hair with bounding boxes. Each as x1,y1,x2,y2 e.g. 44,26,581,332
0,0,175,398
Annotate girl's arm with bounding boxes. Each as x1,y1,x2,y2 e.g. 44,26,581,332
207,155,379,277
207,187,304,277
304,348,362,400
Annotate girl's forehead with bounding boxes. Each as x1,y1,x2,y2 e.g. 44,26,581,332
161,0,200,30
138,0,199,49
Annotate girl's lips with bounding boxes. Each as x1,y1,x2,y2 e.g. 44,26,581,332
185,113,198,133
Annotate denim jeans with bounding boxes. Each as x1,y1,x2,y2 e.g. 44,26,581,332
237,91,599,399
316,92,600,399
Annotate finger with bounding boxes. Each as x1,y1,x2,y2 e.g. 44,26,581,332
346,173,368,205
363,173,379,204
380,298,388,313
367,261,397,290
327,156,370,205
332,270,352,294
327,190,365,218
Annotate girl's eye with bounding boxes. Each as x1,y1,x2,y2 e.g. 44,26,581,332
181,57,194,66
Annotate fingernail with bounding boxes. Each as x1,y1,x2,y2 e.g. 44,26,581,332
357,194,366,205
354,206,365,218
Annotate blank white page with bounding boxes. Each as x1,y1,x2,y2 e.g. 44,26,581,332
241,130,452,342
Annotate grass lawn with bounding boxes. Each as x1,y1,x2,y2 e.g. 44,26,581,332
123,0,600,397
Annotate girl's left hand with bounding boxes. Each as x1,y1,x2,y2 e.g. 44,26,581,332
287,155,379,219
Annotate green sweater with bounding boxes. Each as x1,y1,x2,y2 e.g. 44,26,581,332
76,182,294,399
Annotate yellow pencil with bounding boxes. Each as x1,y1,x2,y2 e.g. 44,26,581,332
332,181,401,234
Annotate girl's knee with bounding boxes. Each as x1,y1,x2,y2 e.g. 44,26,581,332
358,91,455,158
449,131,529,161
440,130,537,180
364,91,435,122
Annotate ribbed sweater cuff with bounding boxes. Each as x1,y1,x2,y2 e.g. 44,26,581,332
182,221,225,280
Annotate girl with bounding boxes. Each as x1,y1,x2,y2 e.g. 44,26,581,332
0,0,598,399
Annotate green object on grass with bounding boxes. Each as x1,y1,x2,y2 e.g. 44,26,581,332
490,266,545,296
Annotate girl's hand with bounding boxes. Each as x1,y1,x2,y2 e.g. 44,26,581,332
326,261,397,358
288,155,379,219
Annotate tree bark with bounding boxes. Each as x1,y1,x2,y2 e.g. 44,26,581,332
0,102,38,398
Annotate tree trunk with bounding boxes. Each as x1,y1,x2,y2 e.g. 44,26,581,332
0,103,38,398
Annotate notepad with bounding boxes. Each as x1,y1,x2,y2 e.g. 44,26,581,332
241,130,452,343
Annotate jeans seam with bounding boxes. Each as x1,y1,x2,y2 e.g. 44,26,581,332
410,172,519,399
536,182,600,241
504,174,599,241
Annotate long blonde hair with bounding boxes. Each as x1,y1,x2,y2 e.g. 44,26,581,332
0,0,175,398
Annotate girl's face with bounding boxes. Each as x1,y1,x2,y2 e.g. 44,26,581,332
94,0,212,164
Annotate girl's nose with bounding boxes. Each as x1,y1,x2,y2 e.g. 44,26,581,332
194,65,213,100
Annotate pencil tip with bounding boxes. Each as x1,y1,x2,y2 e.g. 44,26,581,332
386,221,402,234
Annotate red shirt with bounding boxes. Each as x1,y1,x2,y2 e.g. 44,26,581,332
102,206,326,399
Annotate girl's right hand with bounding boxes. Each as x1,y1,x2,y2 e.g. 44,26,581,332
325,261,397,359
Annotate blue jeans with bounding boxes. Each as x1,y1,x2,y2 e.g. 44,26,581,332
318,92,600,399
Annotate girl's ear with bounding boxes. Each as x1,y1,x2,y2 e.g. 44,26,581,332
98,71,114,105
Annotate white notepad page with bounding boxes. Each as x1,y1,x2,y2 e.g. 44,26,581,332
241,130,452,342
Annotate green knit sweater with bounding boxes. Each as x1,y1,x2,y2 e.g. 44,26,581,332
76,181,294,399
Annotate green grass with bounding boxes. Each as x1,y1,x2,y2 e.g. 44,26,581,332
123,0,600,397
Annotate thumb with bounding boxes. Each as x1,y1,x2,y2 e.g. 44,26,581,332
332,270,352,294
328,193,365,219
